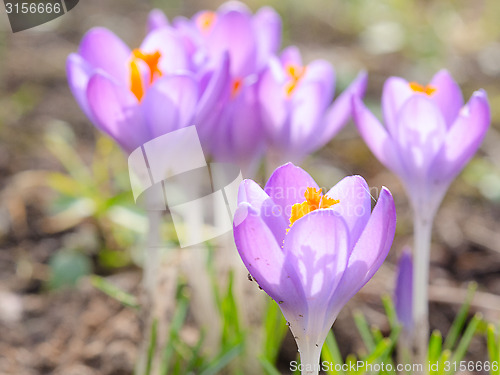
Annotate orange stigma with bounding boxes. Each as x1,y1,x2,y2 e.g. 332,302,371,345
196,11,217,34
284,63,307,98
409,82,436,96
231,78,243,98
289,187,339,228
129,49,162,101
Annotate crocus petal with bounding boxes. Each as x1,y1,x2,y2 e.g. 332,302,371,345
207,9,257,77
395,96,447,180
140,28,189,73
259,59,288,145
142,74,198,138
429,69,464,128
66,53,95,123
264,163,319,219
147,9,169,32
253,6,282,70
382,76,413,136
78,27,131,84
280,46,302,66
430,89,490,184
233,203,301,303
325,175,371,247
289,81,327,151
352,97,403,175
195,53,230,139
302,60,335,107
283,210,349,304
87,73,147,153
238,179,288,243
312,71,368,152
210,82,263,165
330,187,396,308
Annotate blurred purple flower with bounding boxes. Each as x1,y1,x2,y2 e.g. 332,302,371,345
66,26,229,153
395,248,413,333
233,163,396,371
260,48,368,166
171,2,282,170
353,70,490,217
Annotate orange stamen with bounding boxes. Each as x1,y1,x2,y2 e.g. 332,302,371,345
130,60,144,102
196,11,217,34
409,82,436,96
289,187,339,228
231,78,243,98
284,63,307,98
129,49,162,102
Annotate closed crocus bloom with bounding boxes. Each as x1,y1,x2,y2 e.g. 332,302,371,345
259,47,368,166
233,163,396,375
67,27,229,153
353,70,490,358
395,248,413,334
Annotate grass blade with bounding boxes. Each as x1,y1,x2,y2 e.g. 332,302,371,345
428,330,442,373
258,356,282,375
199,344,243,375
322,330,345,375
354,310,375,352
90,275,139,309
443,282,477,350
447,313,482,375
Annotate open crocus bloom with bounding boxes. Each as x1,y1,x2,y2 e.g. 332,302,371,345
66,26,229,153
259,47,367,166
233,163,396,371
353,70,490,218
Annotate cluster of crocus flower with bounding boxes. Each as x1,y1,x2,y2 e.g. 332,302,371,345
67,2,366,174
234,163,396,373
66,2,492,373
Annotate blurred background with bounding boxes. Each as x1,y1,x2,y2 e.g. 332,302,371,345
1,0,500,374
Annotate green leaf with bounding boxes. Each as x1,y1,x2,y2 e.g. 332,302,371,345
47,251,92,290
160,287,190,375
262,298,288,365
382,294,399,330
444,282,477,350
486,324,499,375
144,319,158,375
90,275,139,309
447,313,483,375
428,330,442,372
322,330,345,375
354,310,375,352
258,356,282,375
199,344,243,375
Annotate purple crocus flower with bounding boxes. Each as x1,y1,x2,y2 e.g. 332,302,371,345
353,70,490,357
233,163,396,373
66,26,229,154
353,70,490,218
259,47,367,166
395,248,413,333
171,2,282,172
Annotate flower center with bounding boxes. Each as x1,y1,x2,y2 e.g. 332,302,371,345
409,82,436,96
196,11,217,34
231,78,243,98
284,63,306,98
129,49,162,101
289,187,339,228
